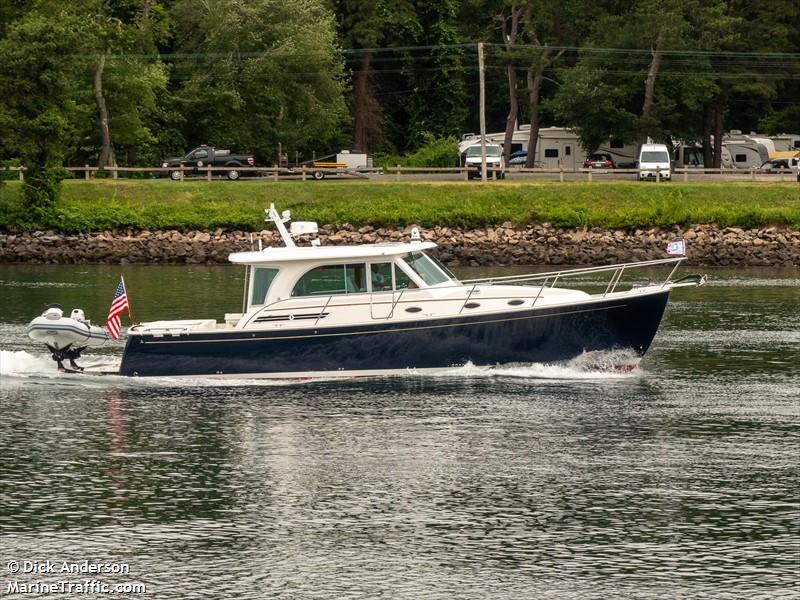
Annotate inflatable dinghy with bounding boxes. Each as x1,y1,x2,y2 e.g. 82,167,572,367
27,306,110,371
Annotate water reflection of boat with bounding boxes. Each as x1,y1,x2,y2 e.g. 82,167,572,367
28,205,705,378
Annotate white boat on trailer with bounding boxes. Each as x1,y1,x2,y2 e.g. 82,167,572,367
28,204,705,378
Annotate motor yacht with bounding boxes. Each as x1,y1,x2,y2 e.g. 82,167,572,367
28,205,705,378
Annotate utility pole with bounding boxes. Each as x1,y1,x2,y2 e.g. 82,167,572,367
478,42,487,183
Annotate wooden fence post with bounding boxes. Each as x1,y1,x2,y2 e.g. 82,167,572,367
683,169,688,182
85,165,91,180
656,167,661,183
206,166,212,182
273,167,278,182
19,168,24,182
559,166,564,182
302,166,306,181
587,165,592,182
396,165,401,181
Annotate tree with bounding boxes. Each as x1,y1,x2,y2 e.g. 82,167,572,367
171,0,348,163
336,0,468,153
334,0,390,151
0,3,85,218
550,0,737,161
497,4,523,165
548,63,638,153
518,0,583,167
398,0,468,147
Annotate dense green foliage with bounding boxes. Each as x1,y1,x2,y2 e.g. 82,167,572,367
0,0,797,177
376,135,460,168
1,181,798,232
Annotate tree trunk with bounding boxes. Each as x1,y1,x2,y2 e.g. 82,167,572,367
523,47,561,168
500,6,522,165
702,102,713,168
641,27,665,144
503,65,518,165
142,0,150,22
524,60,545,168
94,54,116,169
352,50,380,153
713,96,724,169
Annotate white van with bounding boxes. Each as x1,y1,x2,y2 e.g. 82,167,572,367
464,143,505,179
638,143,672,181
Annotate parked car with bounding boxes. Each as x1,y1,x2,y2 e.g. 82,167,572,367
508,150,527,166
464,144,505,179
583,153,615,169
758,159,791,173
638,144,672,181
162,145,255,180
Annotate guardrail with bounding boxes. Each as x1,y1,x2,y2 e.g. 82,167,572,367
2,164,797,182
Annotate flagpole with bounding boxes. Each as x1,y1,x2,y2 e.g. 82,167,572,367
121,275,136,324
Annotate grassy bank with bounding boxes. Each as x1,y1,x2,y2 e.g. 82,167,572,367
1,179,799,231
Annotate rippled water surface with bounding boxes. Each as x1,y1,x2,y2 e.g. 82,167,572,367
0,264,798,599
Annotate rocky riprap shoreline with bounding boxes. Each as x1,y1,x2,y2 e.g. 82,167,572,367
1,224,799,266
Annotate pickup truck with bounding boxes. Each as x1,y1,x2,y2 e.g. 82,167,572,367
162,146,255,180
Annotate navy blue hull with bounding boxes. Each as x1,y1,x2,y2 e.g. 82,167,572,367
118,291,670,377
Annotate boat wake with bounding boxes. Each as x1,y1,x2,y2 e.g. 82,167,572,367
0,350,60,379
1,348,641,386
430,349,642,381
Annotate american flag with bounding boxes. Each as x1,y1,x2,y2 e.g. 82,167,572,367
106,277,129,340
666,240,686,256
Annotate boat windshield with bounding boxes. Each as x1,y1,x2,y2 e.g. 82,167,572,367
402,251,452,286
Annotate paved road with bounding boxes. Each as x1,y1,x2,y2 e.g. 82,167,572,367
353,170,798,183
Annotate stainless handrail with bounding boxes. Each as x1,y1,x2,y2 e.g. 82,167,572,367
531,277,549,309
387,289,405,319
603,266,627,297
461,257,685,285
315,295,333,326
459,283,478,314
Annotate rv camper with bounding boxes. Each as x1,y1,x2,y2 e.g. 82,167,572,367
769,133,800,152
673,132,773,169
459,126,637,169
721,137,770,169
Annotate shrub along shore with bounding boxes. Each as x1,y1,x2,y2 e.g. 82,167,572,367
1,180,798,266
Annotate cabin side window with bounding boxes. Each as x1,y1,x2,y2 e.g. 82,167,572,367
369,263,393,291
250,267,279,306
291,264,367,297
368,262,417,291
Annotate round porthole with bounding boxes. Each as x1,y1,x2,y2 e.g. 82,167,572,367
405,306,422,313
508,299,525,306
464,302,480,309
